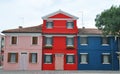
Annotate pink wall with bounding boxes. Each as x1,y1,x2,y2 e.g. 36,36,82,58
3,35,42,70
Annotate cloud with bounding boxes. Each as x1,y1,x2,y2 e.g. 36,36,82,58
0,0,120,33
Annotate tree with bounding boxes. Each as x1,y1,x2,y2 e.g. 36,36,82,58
95,6,120,36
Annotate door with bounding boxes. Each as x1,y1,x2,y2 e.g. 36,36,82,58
55,53,64,70
20,53,27,70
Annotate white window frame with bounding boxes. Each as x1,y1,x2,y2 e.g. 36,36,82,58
66,37,74,47
80,36,88,46
44,54,52,64
102,37,109,46
66,54,75,64
80,53,88,64
46,21,53,29
45,36,53,47
66,21,74,29
102,53,110,64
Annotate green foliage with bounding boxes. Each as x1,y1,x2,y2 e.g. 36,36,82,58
95,5,120,36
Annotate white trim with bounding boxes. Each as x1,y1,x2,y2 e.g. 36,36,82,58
43,34,76,37
102,44,109,46
66,53,74,55
102,53,110,55
78,35,113,37
44,18,77,20
80,62,88,64
66,63,74,64
4,33,42,36
44,53,52,55
102,63,110,64
45,35,53,37
42,10,79,20
79,35,88,37
80,53,88,54
80,44,88,46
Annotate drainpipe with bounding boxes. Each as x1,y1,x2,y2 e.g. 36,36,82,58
116,37,120,70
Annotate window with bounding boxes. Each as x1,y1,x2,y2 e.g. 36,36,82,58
66,54,75,64
29,53,37,63
102,53,110,64
8,53,18,63
45,37,53,46
67,22,74,29
80,53,88,64
44,54,52,64
102,37,109,45
1,37,4,48
11,36,17,44
80,37,88,45
46,22,53,29
32,37,38,45
66,37,74,47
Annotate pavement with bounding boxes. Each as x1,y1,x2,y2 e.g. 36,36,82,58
0,69,120,74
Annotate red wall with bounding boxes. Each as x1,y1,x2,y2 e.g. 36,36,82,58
42,36,78,70
42,20,78,34
42,12,78,70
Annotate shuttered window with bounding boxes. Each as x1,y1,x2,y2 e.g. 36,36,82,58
8,53,18,63
11,36,17,44
29,53,37,63
32,37,38,45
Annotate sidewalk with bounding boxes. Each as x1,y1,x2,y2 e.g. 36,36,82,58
0,70,120,74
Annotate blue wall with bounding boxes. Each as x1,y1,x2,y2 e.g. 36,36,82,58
78,36,119,70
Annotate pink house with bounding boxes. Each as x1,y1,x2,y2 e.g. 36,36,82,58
2,25,42,70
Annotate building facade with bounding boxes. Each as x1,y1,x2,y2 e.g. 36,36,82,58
42,10,78,70
1,10,120,70
0,35,4,66
2,26,42,70
78,28,119,70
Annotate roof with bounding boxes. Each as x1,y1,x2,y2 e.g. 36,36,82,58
78,28,102,35
2,25,103,35
2,25,42,33
42,10,79,20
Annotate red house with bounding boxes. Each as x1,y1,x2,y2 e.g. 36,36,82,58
42,10,78,70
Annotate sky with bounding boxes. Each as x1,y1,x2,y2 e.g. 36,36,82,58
0,0,120,34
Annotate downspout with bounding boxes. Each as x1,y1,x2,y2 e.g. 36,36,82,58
116,37,120,70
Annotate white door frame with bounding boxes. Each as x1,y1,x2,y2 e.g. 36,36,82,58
55,53,64,70
20,53,27,70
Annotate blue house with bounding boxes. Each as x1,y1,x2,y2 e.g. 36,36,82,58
78,28,119,70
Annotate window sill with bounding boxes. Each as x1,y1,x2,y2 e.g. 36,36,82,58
102,63,110,64
66,63,74,64
80,62,88,64
44,63,52,64
80,44,88,46
8,62,17,64
102,44,109,46
30,62,37,64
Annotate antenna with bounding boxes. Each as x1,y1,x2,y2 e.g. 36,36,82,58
81,11,84,27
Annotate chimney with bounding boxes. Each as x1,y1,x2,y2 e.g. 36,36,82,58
82,27,85,29
19,26,23,29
